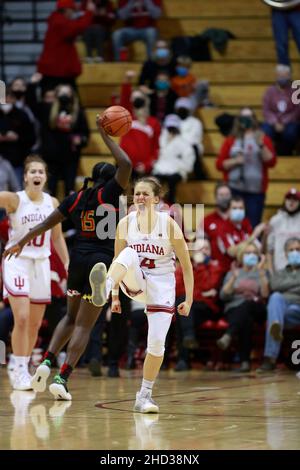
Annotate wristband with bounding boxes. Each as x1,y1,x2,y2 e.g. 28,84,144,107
112,288,119,295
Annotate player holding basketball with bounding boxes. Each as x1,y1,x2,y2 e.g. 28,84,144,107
89,176,194,413
0,155,69,391
4,116,132,400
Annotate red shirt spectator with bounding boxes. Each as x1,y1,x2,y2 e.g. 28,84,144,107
119,82,160,173
81,0,115,27
218,218,252,273
176,260,223,314
38,1,93,79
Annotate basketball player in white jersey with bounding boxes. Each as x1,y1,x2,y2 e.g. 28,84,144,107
90,176,194,413
0,155,69,391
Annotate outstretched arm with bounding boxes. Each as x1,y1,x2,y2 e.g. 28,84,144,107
3,209,65,259
96,115,132,189
169,217,193,316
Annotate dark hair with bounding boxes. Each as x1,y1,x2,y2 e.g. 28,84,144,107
24,154,48,175
80,162,116,191
230,195,245,205
214,181,231,196
134,176,163,198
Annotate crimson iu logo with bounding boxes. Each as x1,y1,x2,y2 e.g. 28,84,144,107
14,276,25,290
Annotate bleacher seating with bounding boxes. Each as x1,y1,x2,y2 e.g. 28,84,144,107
74,0,300,225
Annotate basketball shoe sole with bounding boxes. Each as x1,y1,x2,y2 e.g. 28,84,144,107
89,262,107,307
49,383,72,401
31,364,51,393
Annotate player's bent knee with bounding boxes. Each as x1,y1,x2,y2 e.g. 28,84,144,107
147,339,165,357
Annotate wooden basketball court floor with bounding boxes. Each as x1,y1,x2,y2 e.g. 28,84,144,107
1,367,300,450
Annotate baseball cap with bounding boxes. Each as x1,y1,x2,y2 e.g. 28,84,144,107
164,114,181,129
174,97,193,110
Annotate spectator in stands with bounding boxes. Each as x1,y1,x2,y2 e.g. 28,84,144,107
0,90,36,187
112,0,162,62
217,243,269,372
199,182,232,271
262,64,300,156
119,70,161,178
268,3,300,66
81,0,115,62
216,107,276,227
171,56,211,109
257,237,300,373
34,84,90,196
10,77,40,152
139,40,175,92
175,238,223,371
152,114,194,204
267,188,300,273
148,72,178,122
37,0,95,93
174,97,205,180
0,155,21,193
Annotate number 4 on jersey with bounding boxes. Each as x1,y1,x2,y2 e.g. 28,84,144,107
140,258,156,269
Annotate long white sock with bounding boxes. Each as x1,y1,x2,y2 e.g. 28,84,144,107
14,356,28,375
106,276,115,297
140,378,154,397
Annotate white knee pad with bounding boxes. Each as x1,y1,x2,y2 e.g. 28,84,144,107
113,247,139,271
147,338,165,357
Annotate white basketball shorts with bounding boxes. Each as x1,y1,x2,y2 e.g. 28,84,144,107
2,256,51,304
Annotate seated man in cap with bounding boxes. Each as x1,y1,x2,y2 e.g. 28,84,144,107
152,114,194,204
267,188,300,273
257,237,300,372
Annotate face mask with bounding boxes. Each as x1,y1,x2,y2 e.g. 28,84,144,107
1,103,13,113
230,208,245,222
155,48,169,60
277,79,290,88
133,97,146,109
216,197,231,212
176,66,188,77
287,250,300,266
58,94,71,106
176,108,189,120
155,80,170,91
12,90,26,100
239,116,253,129
243,253,259,267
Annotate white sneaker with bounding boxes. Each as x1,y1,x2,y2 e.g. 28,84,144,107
49,377,72,401
31,363,51,393
89,262,108,307
7,354,15,372
133,392,159,413
13,372,33,391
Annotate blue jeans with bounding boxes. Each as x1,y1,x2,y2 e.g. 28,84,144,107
265,292,300,360
230,189,265,228
112,27,158,61
272,9,300,66
261,122,300,155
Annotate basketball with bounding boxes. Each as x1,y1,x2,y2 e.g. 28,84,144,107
101,105,132,137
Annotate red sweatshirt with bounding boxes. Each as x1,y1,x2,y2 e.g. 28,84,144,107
175,260,223,314
119,83,160,173
38,10,93,78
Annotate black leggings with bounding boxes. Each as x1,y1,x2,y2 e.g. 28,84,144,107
226,301,266,361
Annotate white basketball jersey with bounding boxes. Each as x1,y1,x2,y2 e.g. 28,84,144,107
6,190,54,259
126,211,176,275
